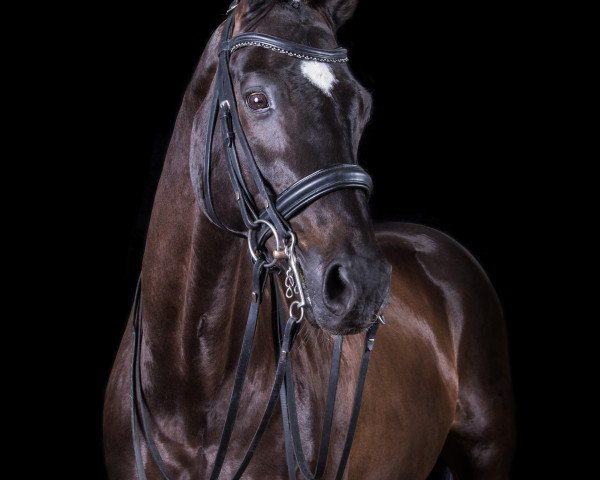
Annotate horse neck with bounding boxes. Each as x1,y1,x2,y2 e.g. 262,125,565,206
138,26,271,403
137,23,333,418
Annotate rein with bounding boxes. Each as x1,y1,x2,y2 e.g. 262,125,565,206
131,2,383,479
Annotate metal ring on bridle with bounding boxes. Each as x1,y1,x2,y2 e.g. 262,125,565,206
248,219,282,268
289,300,305,323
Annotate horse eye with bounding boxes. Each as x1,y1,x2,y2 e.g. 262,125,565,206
246,92,269,110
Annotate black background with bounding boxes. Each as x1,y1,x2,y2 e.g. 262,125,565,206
70,2,573,478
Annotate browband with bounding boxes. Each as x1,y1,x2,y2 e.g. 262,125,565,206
227,33,349,63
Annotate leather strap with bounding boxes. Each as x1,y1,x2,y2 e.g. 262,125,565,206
131,282,148,480
228,33,349,63
209,259,268,479
283,334,343,480
131,281,174,480
334,322,380,480
216,13,290,238
274,283,298,480
275,164,372,216
257,164,373,246
231,302,299,480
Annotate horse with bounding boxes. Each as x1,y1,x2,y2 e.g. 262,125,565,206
104,1,515,478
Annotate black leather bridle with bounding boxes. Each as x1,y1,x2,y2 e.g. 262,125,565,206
131,2,383,479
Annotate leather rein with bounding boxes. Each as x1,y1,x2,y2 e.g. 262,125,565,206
131,3,383,479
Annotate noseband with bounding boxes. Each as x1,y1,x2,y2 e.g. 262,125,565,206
132,2,383,479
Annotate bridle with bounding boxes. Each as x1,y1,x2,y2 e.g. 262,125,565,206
131,2,384,479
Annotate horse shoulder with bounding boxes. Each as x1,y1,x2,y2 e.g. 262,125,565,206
375,222,515,477
375,221,504,359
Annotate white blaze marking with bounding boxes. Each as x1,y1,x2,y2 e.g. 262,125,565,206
300,61,337,96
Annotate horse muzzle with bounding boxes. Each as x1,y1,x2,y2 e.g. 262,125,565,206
302,251,392,335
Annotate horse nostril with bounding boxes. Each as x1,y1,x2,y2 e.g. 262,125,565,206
325,265,344,299
323,263,355,315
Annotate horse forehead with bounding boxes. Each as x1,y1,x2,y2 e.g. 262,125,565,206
300,61,337,97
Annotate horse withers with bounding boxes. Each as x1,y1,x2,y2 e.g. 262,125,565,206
104,1,515,478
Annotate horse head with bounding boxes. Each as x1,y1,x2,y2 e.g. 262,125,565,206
191,0,391,335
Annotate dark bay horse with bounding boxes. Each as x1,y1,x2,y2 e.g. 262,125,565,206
104,1,515,478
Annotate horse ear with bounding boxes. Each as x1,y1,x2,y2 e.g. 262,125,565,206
313,0,360,29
